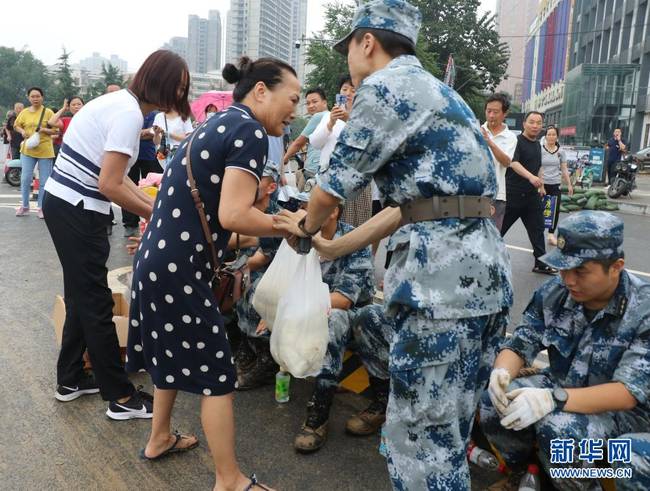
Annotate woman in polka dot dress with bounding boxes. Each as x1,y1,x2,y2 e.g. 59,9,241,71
127,56,300,491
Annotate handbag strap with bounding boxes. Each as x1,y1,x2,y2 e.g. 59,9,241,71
36,107,46,132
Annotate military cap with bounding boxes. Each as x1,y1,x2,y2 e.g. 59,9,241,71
540,211,624,270
262,156,280,183
333,0,422,55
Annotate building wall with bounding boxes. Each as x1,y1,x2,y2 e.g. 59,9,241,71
207,10,223,72
495,0,541,101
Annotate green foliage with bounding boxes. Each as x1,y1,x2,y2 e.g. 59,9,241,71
0,47,52,110
49,48,80,109
85,62,125,100
412,0,509,99
290,116,308,140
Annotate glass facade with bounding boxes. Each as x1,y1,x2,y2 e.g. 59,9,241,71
560,63,640,146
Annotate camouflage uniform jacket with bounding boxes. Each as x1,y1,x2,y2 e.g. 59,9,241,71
319,55,512,320
505,271,650,419
321,221,375,308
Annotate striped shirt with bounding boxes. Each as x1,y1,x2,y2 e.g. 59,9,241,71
44,89,143,214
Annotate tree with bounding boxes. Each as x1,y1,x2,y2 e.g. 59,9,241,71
304,2,442,102
412,0,509,101
0,47,52,110
49,48,80,108
85,62,125,100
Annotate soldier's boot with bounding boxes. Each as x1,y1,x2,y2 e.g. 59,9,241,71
234,337,256,373
345,377,388,436
236,338,278,391
294,386,336,454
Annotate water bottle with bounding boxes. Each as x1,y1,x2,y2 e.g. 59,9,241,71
467,442,499,470
275,371,290,403
378,424,388,457
518,464,541,491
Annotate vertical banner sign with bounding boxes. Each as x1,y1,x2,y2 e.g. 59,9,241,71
543,195,558,230
589,147,606,182
443,54,456,87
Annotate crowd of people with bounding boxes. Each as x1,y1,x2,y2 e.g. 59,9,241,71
5,0,649,490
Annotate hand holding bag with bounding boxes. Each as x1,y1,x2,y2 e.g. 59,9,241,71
24,108,46,150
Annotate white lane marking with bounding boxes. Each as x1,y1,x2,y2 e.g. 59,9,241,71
506,244,650,278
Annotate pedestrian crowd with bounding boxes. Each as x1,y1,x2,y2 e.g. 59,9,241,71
6,1,649,490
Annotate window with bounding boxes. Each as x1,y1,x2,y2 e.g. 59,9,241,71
633,2,647,46
601,29,610,62
621,12,633,51
611,21,621,54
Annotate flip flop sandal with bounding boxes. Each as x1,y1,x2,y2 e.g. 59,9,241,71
243,473,271,491
139,431,199,461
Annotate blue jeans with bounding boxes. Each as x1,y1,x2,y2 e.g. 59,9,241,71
20,154,53,208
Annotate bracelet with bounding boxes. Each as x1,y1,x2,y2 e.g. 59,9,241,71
298,216,320,237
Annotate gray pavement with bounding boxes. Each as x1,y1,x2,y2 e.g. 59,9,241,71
1,180,648,490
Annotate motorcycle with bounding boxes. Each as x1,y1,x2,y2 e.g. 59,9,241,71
607,156,638,199
3,158,21,187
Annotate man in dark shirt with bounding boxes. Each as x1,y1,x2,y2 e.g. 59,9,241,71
501,111,556,275
606,128,627,186
121,111,162,236
5,103,25,159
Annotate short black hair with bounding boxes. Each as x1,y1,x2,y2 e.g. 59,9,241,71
69,96,85,105
524,110,544,122
337,74,353,92
352,28,416,58
305,87,327,101
27,87,44,97
590,257,624,272
485,93,510,113
223,56,297,103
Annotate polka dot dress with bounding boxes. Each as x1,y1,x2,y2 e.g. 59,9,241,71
126,103,268,395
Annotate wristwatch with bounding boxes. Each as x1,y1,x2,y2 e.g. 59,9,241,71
552,387,569,411
297,216,320,237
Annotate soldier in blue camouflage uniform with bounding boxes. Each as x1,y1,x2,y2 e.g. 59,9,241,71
294,204,378,453
616,433,650,491
480,211,650,491
273,1,512,488
234,136,285,389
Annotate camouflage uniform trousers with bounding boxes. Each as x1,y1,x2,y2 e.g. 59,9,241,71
351,303,392,381
235,269,268,340
615,433,650,491
385,308,508,491
480,374,648,491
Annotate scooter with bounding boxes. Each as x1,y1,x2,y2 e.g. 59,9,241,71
3,158,21,187
608,156,638,199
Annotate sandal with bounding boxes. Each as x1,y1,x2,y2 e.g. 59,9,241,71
139,431,199,461
243,473,271,491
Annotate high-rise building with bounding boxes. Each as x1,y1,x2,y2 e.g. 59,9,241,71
226,0,308,82
521,0,573,127
207,10,223,72
562,0,650,150
163,37,189,61
79,52,128,74
495,0,540,103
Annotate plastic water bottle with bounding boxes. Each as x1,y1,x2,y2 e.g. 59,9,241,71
518,464,541,491
378,424,388,457
467,442,499,470
275,371,290,403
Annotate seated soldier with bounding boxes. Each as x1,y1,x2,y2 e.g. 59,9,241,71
479,211,650,490
233,145,284,389
293,203,376,453
615,433,650,490
344,303,392,437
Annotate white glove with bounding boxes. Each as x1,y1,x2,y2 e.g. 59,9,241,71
500,388,556,431
488,368,511,416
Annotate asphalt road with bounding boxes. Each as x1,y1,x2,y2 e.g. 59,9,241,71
0,182,648,490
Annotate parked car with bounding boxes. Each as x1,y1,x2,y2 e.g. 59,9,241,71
632,146,650,170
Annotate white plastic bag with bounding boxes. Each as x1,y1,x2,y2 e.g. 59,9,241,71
24,133,40,149
252,240,300,331
270,248,330,378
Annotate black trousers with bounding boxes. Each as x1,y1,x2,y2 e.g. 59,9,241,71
122,158,163,227
43,192,134,401
607,160,618,186
544,184,562,233
501,191,546,260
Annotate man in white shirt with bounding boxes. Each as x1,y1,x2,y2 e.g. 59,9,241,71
481,93,518,231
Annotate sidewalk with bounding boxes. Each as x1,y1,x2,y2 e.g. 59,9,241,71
593,173,650,216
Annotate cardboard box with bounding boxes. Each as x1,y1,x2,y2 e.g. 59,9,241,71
51,292,130,347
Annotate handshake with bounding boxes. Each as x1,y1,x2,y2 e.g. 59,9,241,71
488,368,557,431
